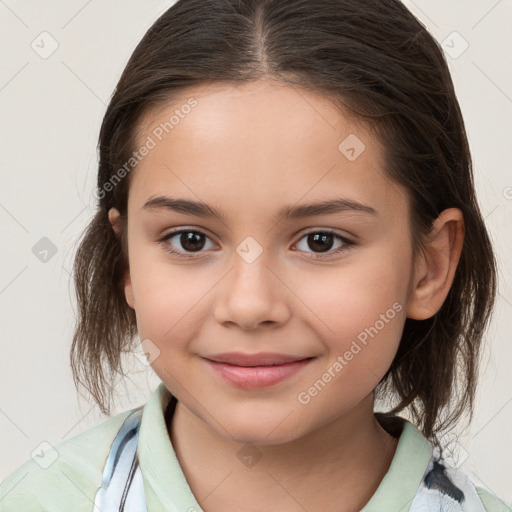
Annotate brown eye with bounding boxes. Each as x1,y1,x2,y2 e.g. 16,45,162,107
307,233,336,253
177,231,206,252
159,230,214,257
295,230,355,258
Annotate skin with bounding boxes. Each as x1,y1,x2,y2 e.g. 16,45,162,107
109,80,464,512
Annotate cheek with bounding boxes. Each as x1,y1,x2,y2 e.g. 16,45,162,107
288,251,409,375
129,259,211,388
293,251,409,330
128,248,215,343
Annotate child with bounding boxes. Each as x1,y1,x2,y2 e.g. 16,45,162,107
1,0,510,510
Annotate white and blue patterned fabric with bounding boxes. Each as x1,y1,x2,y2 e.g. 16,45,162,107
409,458,487,512
93,407,147,512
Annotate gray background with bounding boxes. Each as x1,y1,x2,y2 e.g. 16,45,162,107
0,0,511,503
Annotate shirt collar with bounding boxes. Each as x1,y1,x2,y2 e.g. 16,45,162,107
362,414,433,511
138,382,433,511
137,382,203,510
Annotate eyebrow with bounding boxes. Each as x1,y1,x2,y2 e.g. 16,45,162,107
142,195,378,223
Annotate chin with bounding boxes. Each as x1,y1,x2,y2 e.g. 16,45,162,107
213,410,309,447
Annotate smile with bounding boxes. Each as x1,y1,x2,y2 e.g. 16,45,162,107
202,355,315,389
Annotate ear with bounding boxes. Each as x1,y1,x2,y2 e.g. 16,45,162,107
108,207,122,237
108,207,135,309
406,208,464,320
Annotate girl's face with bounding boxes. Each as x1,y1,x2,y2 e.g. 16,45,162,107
120,80,417,444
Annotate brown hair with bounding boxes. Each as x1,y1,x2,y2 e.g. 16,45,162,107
70,0,497,451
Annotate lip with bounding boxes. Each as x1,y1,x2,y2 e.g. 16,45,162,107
202,352,315,389
205,352,312,366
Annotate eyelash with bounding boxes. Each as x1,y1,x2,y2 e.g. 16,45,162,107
158,228,356,259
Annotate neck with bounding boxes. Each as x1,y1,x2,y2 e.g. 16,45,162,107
167,394,399,512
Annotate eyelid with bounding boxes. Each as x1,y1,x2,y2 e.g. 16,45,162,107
298,227,354,240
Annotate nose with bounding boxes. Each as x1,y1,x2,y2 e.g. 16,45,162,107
213,245,291,331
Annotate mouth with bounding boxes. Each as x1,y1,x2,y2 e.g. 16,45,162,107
202,352,315,389
205,352,314,366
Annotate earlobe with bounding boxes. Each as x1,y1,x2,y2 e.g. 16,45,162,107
406,208,464,320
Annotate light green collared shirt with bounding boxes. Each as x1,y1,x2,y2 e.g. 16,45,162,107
1,382,510,511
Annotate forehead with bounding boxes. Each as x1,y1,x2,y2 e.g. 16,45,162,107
129,80,408,221
138,80,366,153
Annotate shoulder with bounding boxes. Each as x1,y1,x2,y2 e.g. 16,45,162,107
476,486,512,512
0,408,134,512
